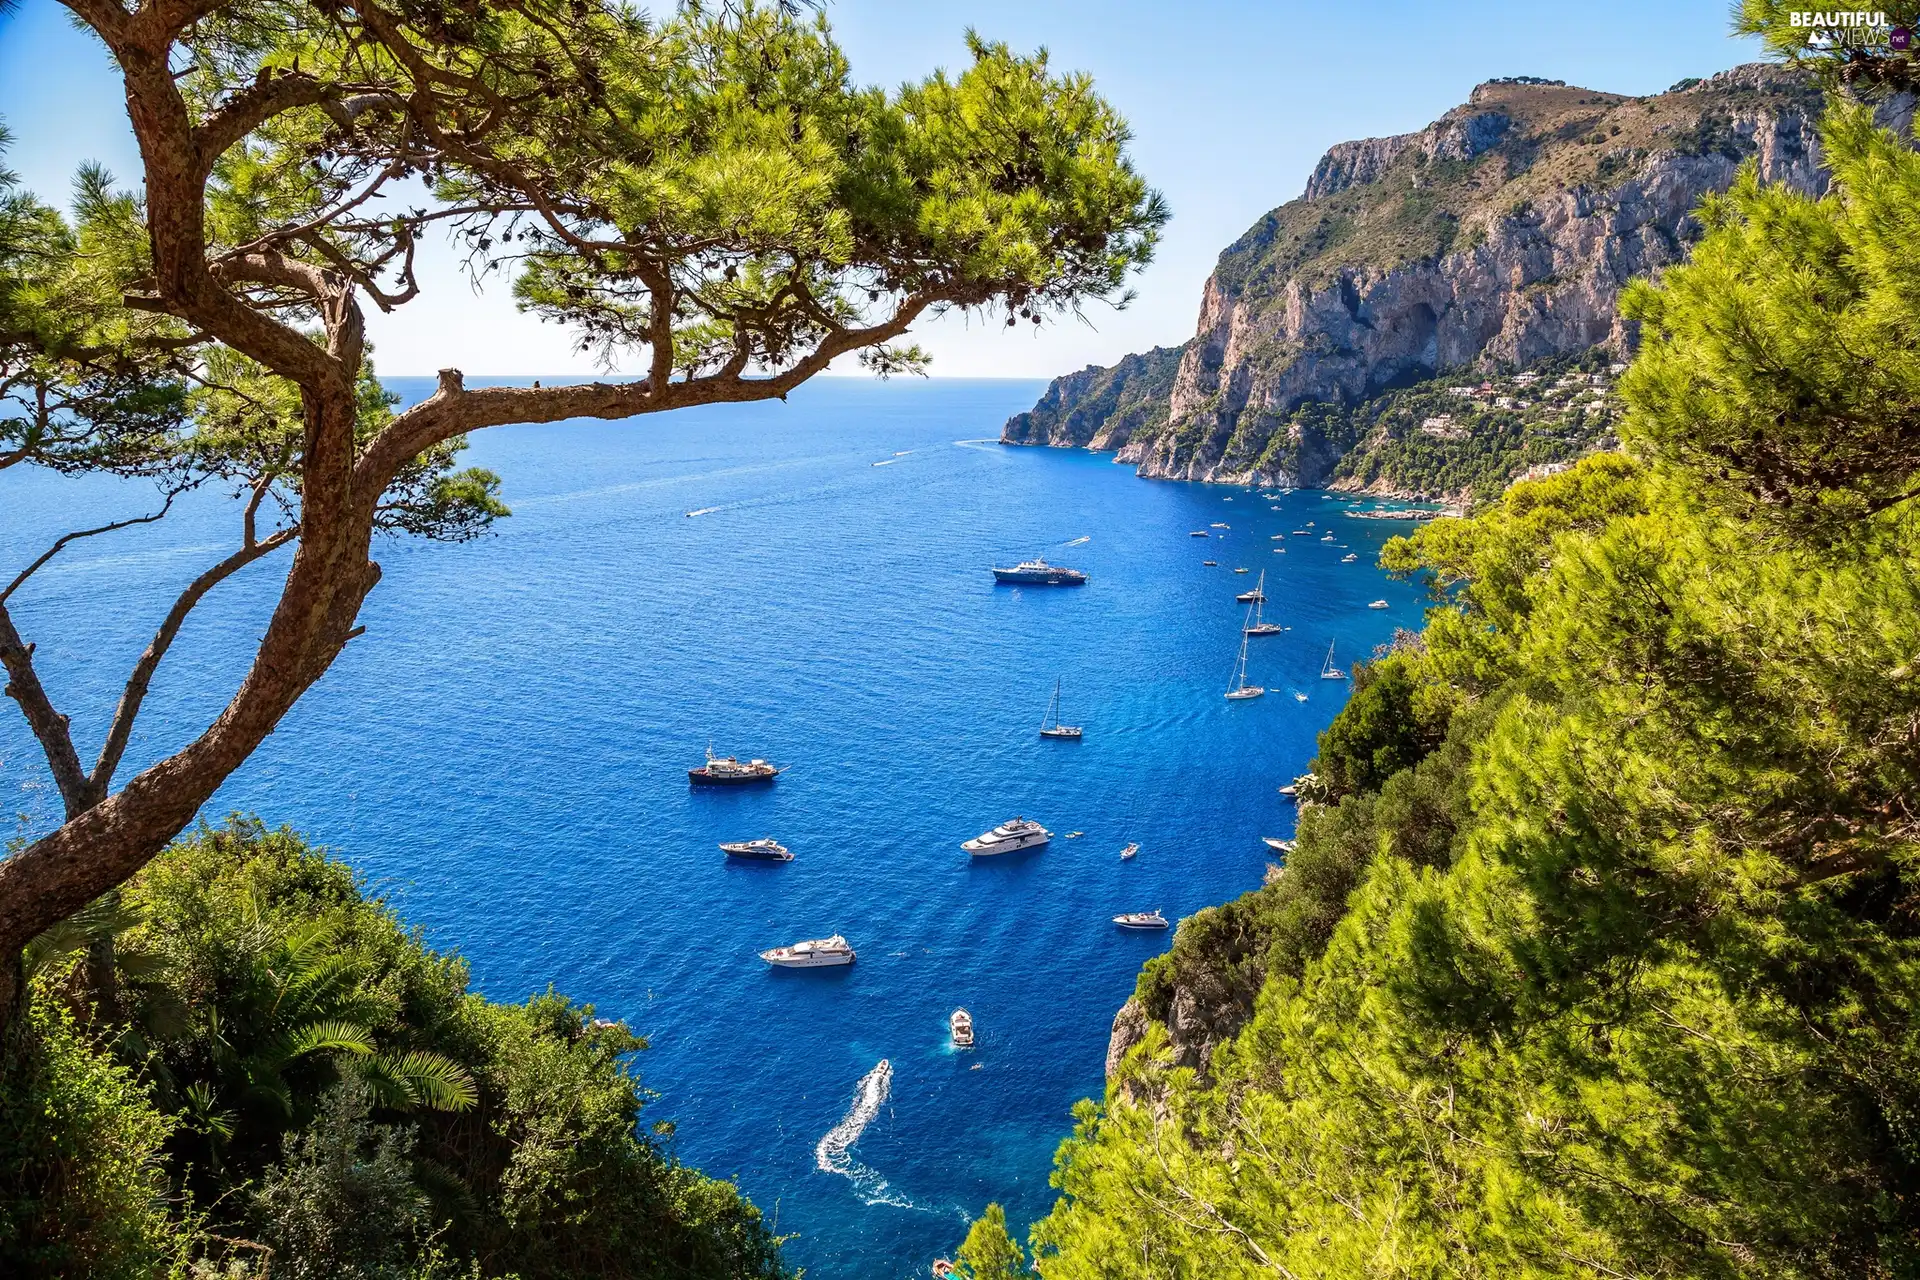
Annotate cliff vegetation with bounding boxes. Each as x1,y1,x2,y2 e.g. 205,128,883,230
959,102,1920,1278
0,819,789,1279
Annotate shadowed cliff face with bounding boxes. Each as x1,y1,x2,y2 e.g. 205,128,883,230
1007,65,1870,490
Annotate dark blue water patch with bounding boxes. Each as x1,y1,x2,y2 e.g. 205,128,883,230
0,377,1431,1279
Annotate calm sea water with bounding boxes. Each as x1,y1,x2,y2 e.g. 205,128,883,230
0,377,1426,1278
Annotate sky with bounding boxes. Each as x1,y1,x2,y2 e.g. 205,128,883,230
0,1,1757,379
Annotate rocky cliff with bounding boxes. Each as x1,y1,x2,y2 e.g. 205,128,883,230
1007,65,1842,487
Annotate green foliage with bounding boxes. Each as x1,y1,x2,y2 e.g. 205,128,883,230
969,106,1920,1274
250,1084,435,1280
0,984,184,1279
6,818,788,1279
1622,103,1920,535
1312,650,1447,796
954,1203,1031,1279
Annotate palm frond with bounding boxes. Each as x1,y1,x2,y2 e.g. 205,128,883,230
285,1018,375,1059
364,1049,478,1113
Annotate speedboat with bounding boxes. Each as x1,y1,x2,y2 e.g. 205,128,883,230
1369,599,1389,609
1210,522,1230,529
1120,842,1139,860
951,1008,975,1048
1113,911,1170,930
1189,530,1210,537
1233,567,1249,574
964,817,1052,855
1294,691,1308,702
1262,837,1296,854
759,935,855,967
1202,559,1218,566
991,558,1087,586
1321,533,1336,542
1066,831,1085,838
689,750,783,786
1341,553,1358,563
720,838,792,862
1236,588,1266,603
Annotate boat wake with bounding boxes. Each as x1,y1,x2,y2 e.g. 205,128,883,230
684,506,723,518
870,458,898,467
1062,535,1092,548
815,1059,916,1209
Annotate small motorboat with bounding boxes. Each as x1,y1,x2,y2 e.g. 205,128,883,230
1294,691,1308,702
1066,831,1085,838
1262,837,1296,855
1235,588,1266,603
951,1008,975,1048
1271,534,1286,540
1321,533,1336,542
1120,842,1139,860
720,838,792,862
1341,553,1358,563
1233,567,1250,574
1202,559,1218,566
1114,911,1170,930
1189,530,1210,537
1369,599,1389,609
1292,529,1311,536
1211,522,1230,529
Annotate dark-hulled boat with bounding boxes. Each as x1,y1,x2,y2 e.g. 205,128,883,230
689,750,783,786
990,558,1087,586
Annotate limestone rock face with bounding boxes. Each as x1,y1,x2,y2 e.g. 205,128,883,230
1005,65,1853,486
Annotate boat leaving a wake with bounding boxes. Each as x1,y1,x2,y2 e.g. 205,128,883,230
816,1060,912,1207
684,506,722,518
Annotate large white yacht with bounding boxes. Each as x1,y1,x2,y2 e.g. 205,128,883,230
759,935,856,968
963,817,1052,855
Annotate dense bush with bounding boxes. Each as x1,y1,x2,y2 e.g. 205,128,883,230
1,819,789,1279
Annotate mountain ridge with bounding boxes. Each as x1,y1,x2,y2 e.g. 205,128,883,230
1005,63,1864,501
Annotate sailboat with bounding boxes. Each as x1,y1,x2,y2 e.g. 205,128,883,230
1039,678,1084,738
1226,602,1266,700
1243,571,1284,636
1320,640,1347,680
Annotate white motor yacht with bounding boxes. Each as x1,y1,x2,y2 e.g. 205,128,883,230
759,935,855,967
721,838,792,862
951,1008,975,1048
963,818,1052,855
1113,911,1170,930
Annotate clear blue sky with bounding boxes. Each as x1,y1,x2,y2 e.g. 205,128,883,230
0,1,1757,378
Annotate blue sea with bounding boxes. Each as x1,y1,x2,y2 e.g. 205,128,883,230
0,377,1427,1278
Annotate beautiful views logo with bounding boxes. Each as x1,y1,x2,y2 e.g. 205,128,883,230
1788,9,1905,47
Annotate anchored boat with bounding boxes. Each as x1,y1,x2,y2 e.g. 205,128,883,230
760,935,855,968
689,749,783,786
1039,677,1083,739
720,838,792,862
991,558,1086,586
951,1008,975,1048
964,817,1052,855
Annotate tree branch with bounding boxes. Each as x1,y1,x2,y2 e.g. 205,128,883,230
0,495,181,606
0,602,91,818
90,526,297,794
